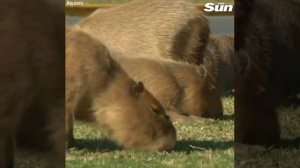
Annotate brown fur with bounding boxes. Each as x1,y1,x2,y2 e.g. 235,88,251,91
66,27,176,151
235,0,300,147
115,57,223,119
235,51,280,147
202,35,234,94
77,0,209,64
0,0,64,167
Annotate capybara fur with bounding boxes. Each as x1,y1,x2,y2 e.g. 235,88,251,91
202,35,234,94
235,0,300,147
66,27,176,151
77,0,209,64
0,0,64,167
115,57,223,120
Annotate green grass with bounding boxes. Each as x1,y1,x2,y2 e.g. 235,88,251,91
15,97,300,167
235,107,300,168
71,0,234,4
15,151,53,168
15,96,234,167
65,96,234,168
235,148,300,168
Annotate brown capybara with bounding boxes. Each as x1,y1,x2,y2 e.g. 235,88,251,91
115,57,223,120
202,35,234,95
235,0,300,147
66,26,176,152
76,0,209,64
0,0,64,167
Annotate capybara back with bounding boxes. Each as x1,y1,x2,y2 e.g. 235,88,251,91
77,0,209,63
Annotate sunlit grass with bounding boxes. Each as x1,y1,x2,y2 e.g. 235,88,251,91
65,96,234,168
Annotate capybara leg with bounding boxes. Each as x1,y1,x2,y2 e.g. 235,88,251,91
49,127,65,167
47,106,65,165
0,123,14,168
235,112,280,147
65,107,75,148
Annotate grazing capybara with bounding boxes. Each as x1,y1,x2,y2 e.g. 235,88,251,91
235,0,300,147
76,0,209,64
0,0,64,167
66,26,176,151
202,35,234,94
115,57,223,120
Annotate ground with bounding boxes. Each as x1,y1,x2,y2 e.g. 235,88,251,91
235,107,300,168
16,96,234,168
15,97,300,168
65,97,234,168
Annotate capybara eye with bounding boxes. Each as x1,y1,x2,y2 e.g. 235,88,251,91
151,105,163,115
164,114,170,121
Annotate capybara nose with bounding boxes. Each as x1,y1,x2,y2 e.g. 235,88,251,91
158,128,177,151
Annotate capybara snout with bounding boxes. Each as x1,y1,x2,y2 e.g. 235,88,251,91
177,65,223,119
199,68,223,119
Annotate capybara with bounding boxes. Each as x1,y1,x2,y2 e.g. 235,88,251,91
115,57,223,119
202,35,234,94
235,0,300,147
76,0,209,64
66,26,176,151
0,0,64,167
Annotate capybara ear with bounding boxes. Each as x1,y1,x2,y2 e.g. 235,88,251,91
197,65,207,78
235,49,250,74
132,81,144,97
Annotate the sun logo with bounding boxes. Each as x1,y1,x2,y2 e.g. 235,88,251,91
204,3,234,12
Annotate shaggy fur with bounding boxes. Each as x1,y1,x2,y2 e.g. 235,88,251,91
116,57,223,120
235,0,300,147
0,0,64,167
66,27,176,151
203,35,234,94
76,0,209,64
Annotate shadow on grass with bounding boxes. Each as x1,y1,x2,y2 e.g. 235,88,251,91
279,137,300,149
15,149,60,168
73,138,233,153
73,138,122,152
234,138,299,155
175,140,233,152
222,114,234,121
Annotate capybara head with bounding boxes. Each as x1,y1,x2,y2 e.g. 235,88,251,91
234,50,280,146
181,65,223,119
209,35,234,59
65,26,175,151
92,79,176,152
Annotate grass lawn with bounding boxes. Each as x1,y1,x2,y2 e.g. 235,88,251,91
15,98,299,167
15,96,234,167
70,0,234,4
66,96,234,168
235,107,300,168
